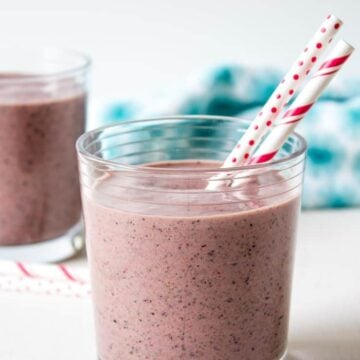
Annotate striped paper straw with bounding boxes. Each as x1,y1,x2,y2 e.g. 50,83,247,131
249,40,354,165
207,14,343,190
222,14,342,168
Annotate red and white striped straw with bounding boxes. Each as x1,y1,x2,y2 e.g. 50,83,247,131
206,14,343,190
249,40,354,165
222,14,342,168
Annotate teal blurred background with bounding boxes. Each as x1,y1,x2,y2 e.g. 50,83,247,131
96,65,360,209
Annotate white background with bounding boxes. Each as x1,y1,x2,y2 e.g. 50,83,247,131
0,0,358,101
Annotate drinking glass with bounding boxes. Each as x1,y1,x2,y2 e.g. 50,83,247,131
77,116,306,360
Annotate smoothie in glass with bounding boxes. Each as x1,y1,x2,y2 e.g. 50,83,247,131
0,86,85,245
0,49,89,261
78,117,306,360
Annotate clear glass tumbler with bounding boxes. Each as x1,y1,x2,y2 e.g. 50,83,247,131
77,116,306,360
0,48,90,262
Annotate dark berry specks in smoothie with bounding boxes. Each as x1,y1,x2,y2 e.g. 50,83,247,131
83,160,300,360
0,78,85,245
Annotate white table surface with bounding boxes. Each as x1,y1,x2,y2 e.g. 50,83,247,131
0,208,359,360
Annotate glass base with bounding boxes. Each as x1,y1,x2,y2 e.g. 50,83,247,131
97,348,288,360
280,349,288,359
0,221,84,262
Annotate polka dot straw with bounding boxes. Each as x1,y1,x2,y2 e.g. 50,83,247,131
249,40,354,165
207,14,343,190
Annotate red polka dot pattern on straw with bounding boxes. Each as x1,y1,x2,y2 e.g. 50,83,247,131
206,14,344,188
248,40,354,167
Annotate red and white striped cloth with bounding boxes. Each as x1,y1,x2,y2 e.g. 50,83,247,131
0,260,91,298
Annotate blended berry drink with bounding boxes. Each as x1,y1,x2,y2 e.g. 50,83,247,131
77,117,306,360
0,87,85,244
0,49,89,261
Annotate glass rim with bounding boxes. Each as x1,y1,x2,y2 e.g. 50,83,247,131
0,47,91,84
76,115,307,174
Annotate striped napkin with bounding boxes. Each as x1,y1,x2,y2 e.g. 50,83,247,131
0,260,91,298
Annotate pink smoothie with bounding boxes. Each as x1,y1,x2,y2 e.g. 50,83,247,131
82,161,300,360
0,76,85,245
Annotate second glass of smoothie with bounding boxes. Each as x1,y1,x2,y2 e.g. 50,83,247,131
77,116,306,360
0,48,90,261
